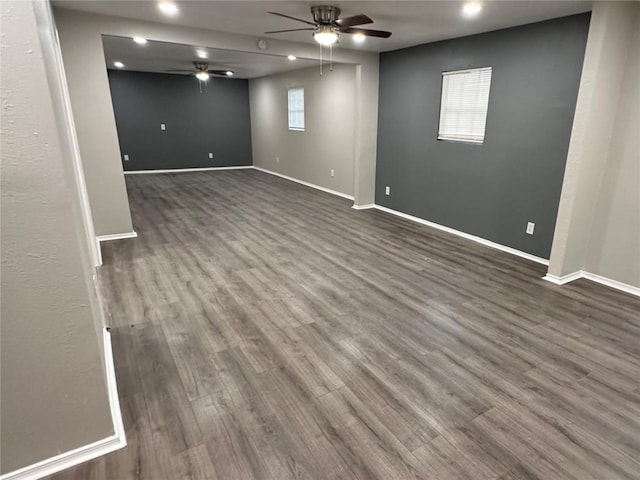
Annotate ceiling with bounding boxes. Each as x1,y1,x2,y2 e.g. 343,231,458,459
102,35,321,78
54,1,592,53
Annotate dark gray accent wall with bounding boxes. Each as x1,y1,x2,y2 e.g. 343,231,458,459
107,70,252,170
376,14,590,259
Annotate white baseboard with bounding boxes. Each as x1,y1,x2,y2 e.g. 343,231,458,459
97,231,137,243
253,166,354,201
542,271,584,285
543,270,640,297
352,204,376,210
582,272,640,297
124,166,252,175
0,329,126,480
370,204,549,266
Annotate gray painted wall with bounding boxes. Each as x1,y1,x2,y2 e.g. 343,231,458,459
376,14,590,259
1,1,113,473
250,64,357,196
108,70,252,170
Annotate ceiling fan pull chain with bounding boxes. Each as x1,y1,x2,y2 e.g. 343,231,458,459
329,43,333,72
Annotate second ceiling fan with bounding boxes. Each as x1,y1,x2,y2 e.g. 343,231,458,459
265,5,392,45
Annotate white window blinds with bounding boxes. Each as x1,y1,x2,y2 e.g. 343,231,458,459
288,87,305,131
438,67,492,144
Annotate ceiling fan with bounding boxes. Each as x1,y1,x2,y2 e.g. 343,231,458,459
265,5,392,45
166,61,234,81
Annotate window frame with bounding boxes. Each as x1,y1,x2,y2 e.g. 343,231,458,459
287,87,305,132
437,66,492,145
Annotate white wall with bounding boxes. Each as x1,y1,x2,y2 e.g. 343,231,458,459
548,1,640,289
53,8,380,227
54,9,135,237
585,7,640,287
1,1,113,473
250,64,357,196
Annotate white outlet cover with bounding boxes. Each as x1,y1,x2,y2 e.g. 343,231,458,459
161,123,166,130
331,169,335,177
276,156,280,163
209,153,213,158
123,154,129,161
385,186,390,195
526,222,535,235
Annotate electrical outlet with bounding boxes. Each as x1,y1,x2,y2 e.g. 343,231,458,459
276,156,280,163
526,222,535,235
208,152,213,159
123,154,129,161
160,123,166,130
385,186,390,196
331,169,335,177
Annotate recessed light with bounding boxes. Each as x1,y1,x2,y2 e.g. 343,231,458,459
113,61,124,68
352,33,366,43
287,55,297,61
196,49,208,59
158,2,178,16
133,37,147,44
225,71,234,76
462,3,482,17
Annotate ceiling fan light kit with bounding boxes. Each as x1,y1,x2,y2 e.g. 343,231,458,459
313,25,339,46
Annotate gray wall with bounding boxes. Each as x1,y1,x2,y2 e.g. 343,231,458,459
108,70,252,170
376,14,590,259
250,64,357,196
1,1,113,473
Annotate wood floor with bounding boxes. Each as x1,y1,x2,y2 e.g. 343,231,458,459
46,170,640,480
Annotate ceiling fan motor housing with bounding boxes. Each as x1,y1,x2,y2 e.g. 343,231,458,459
311,5,341,25
193,61,209,71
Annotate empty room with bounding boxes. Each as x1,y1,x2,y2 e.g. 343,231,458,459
1,1,639,479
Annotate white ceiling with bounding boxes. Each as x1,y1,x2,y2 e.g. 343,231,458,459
55,1,592,53
102,35,321,78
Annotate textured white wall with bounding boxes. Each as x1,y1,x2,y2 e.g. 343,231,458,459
1,1,113,473
250,64,357,196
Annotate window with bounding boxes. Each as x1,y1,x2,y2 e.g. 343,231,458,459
288,87,305,131
438,67,492,144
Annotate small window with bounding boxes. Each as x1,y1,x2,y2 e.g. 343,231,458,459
288,87,305,131
438,67,492,144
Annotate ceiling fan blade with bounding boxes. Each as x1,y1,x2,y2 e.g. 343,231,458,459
208,70,232,76
336,14,373,28
165,69,194,73
342,27,392,38
268,11,316,26
265,28,315,34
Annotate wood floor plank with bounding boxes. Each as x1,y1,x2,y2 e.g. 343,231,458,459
42,170,640,480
